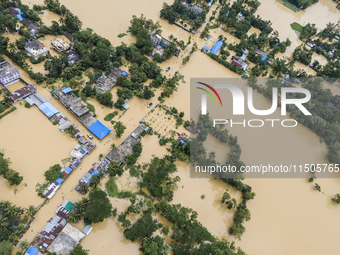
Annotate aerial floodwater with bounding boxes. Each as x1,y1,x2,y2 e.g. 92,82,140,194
0,0,339,254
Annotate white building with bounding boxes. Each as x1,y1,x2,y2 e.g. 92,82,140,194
0,60,20,86
25,39,48,60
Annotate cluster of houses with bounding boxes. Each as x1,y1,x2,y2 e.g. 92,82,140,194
307,40,336,58
178,132,191,146
7,7,38,36
95,67,128,93
150,33,180,58
52,86,111,140
75,123,148,194
27,200,92,255
26,92,97,199
50,37,80,64
0,60,37,102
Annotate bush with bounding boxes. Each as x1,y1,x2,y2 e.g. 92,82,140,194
24,102,31,108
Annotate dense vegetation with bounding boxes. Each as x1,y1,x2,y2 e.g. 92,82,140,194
0,153,23,186
84,189,112,224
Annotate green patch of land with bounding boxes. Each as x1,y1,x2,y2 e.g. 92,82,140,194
290,22,303,33
277,0,301,12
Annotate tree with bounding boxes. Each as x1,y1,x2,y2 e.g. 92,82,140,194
124,211,158,242
84,189,112,224
111,143,116,150
18,239,30,252
89,175,101,188
96,91,113,107
0,240,13,255
70,244,89,255
44,164,64,184
113,121,127,138
107,160,124,177
65,125,76,136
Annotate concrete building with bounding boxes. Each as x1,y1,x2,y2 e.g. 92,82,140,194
50,38,70,54
25,39,48,59
106,124,147,165
95,67,127,92
0,60,20,87
47,223,85,255
53,86,96,127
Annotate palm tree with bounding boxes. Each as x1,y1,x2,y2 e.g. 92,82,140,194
8,42,17,53
26,205,36,217
0,214,8,229
111,143,116,150
67,211,81,223
208,151,216,161
1,201,12,211
22,62,32,72
169,34,174,42
121,219,131,228
80,183,89,194
66,125,77,136
13,206,23,218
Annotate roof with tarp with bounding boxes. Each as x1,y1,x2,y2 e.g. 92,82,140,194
88,120,111,140
210,41,223,54
38,102,59,118
25,246,39,255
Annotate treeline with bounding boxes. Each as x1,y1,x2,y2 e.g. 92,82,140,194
0,200,36,252
160,0,210,30
155,201,246,254
217,0,272,39
286,0,318,10
0,153,23,186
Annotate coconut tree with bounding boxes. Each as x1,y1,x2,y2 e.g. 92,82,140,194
0,214,8,229
26,205,36,217
8,42,17,53
80,183,89,194
67,211,81,223
0,200,12,211
22,62,32,72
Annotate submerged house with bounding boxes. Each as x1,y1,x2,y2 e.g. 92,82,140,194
22,19,39,35
231,56,248,70
95,67,127,92
106,124,148,165
25,39,48,59
0,60,20,87
50,38,70,53
10,84,36,102
150,33,180,58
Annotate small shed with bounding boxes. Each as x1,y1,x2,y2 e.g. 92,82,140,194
82,225,93,235
121,71,128,76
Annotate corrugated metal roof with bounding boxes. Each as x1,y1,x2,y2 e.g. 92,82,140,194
64,167,73,174
38,102,59,118
62,87,73,94
82,225,93,235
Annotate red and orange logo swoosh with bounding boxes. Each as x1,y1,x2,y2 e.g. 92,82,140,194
196,82,223,106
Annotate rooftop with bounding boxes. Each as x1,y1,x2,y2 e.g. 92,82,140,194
0,60,18,78
47,223,85,255
25,39,45,50
106,124,147,164
11,84,36,102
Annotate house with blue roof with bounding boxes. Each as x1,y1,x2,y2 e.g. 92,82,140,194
25,245,42,255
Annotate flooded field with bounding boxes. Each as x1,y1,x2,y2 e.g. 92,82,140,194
1,0,338,254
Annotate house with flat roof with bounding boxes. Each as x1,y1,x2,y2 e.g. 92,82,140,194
66,50,80,64
47,223,85,255
95,67,127,92
0,60,20,87
106,124,147,165
25,39,48,59
50,38,70,54
22,19,39,35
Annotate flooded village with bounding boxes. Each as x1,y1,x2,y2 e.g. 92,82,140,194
0,0,340,254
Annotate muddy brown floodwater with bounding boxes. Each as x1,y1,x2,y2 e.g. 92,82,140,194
3,0,338,254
